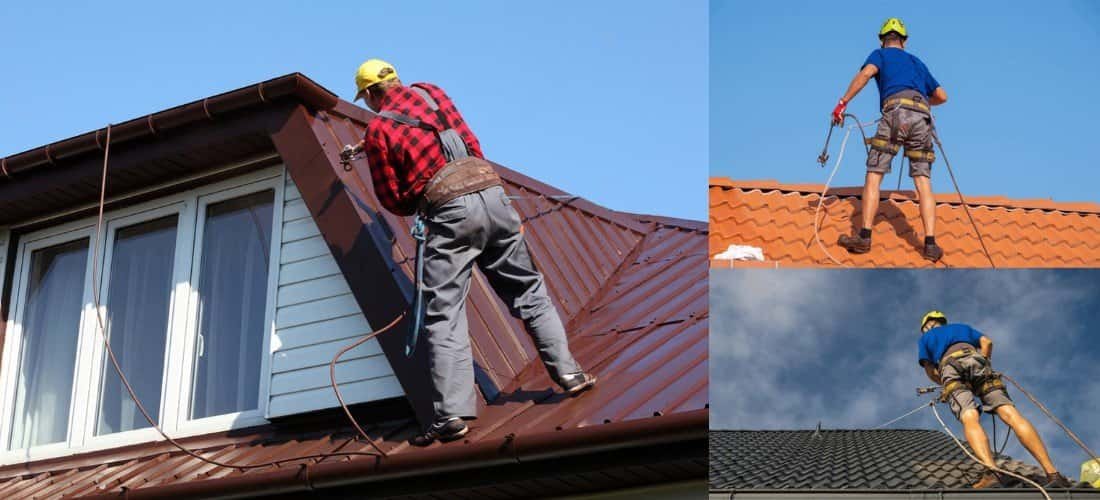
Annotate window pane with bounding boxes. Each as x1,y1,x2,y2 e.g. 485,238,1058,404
191,190,274,419
10,238,88,449
96,216,178,435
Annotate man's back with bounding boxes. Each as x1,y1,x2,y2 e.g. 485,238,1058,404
364,82,484,215
918,323,982,367
864,47,940,106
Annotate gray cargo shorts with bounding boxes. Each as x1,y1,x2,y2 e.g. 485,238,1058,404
939,351,1014,419
867,106,935,178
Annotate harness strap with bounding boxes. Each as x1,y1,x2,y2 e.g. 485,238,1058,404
905,149,936,163
867,137,901,154
883,97,931,113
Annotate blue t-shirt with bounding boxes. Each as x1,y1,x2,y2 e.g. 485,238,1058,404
863,47,941,107
917,323,983,367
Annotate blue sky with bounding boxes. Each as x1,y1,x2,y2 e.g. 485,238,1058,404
711,1,1100,204
711,269,1100,479
0,1,706,220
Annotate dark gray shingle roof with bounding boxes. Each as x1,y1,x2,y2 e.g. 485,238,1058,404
710,429,1092,491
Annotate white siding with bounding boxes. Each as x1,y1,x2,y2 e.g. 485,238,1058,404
267,174,402,419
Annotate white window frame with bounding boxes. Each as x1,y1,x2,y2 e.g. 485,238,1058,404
0,225,97,460
0,166,285,464
174,177,283,435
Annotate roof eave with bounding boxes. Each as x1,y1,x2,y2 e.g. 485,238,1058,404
81,409,706,499
0,73,338,179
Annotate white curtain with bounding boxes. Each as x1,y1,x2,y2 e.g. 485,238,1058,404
10,239,88,449
191,190,273,419
96,216,177,435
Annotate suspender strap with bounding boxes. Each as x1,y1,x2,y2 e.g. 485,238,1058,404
377,110,432,130
376,85,471,162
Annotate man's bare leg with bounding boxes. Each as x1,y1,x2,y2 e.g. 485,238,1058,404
861,171,885,231
996,405,1058,474
960,408,997,469
913,175,936,238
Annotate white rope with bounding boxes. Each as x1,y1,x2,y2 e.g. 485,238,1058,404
814,126,852,267
873,401,931,429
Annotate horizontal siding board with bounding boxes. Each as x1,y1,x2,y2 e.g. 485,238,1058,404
284,183,301,201
278,255,341,285
279,235,329,264
270,355,394,395
277,275,350,307
268,376,403,418
282,198,310,222
276,294,360,329
274,314,373,350
281,217,321,243
272,337,384,373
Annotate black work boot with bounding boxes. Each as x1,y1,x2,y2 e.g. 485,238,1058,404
971,471,1005,489
1044,472,1072,488
409,417,468,447
837,234,871,254
558,372,598,396
923,242,944,262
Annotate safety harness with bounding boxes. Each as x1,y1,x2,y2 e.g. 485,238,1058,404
865,90,937,165
376,85,500,357
938,347,1006,404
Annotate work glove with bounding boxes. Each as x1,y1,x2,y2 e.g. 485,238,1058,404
831,99,848,126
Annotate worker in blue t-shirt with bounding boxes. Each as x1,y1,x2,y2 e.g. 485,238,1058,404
917,310,1070,489
831,18,947,262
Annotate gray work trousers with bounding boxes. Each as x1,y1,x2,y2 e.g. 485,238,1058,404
421,185,581,420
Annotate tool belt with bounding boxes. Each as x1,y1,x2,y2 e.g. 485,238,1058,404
417,156,501,213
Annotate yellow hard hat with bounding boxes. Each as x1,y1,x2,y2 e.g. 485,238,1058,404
879,17,908,39
921,310,947,330
354,59,398,102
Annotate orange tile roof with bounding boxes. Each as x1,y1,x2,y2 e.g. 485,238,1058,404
710,177,1100,268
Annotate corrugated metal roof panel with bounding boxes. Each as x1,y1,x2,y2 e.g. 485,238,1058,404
0,76,707,497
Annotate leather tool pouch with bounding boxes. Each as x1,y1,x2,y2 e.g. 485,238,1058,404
419,157,502,212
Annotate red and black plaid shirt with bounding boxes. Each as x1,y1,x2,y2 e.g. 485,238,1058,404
364,82,484,215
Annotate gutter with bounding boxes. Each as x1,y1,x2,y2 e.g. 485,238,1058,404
0,73,338,180
83,409,706,499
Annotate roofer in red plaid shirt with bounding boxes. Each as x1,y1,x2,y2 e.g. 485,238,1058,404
342,59,596,447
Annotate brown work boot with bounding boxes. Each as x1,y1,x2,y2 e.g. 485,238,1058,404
837,234,871,254
923,242,944,262
971,471,1004,489
1044,472,1072,488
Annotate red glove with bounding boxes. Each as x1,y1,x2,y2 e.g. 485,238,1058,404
831,99,848,125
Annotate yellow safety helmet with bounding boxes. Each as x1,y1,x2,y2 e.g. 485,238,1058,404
354,59,398,102
921,310,947,330
879,17,908,39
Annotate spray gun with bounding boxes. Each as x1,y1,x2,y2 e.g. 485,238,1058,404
340,143,364,171
817,122,835,167
916,385,939,396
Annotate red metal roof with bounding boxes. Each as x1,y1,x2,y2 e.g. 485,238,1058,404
0,75,707,498
710,177,1100,268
